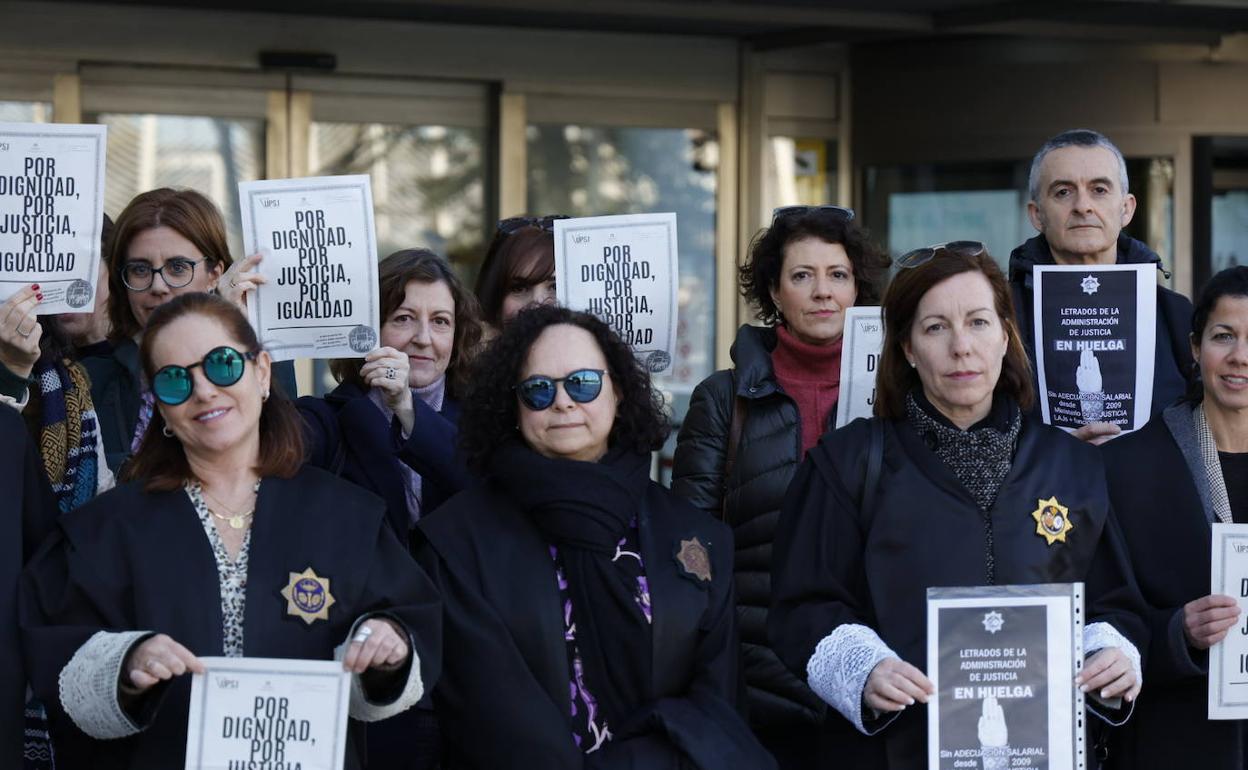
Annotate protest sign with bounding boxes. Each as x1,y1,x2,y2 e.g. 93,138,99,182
928,583,1084,770
835,306,884,428
1032,264,1156,433
184,657,350,770
239,176,380,362
1209,523,1248,719
554,213,678,373
0,122,106,313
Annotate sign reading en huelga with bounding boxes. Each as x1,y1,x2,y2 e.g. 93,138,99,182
184,657,350,770
240,176,381,362
1209,523,1248,719
835,307,883,428
1032,264,1156,434
927,583,1085,770
0,122,106,313
554,213,678,374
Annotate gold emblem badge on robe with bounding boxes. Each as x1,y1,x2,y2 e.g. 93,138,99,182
1031,496,1074,545
675,537,712,583
281,567,336,624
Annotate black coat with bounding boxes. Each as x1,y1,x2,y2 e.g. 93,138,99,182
1101,403,1248,770
672,324,827,730
1008,233,1194,421
769,412,1149,770
297,381,470,543
20,466,442,770
0,405,59,768
415,480,775,770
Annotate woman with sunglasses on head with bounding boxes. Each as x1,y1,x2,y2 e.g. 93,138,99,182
670,205,890,766
1099,267,1248,770
414,305,775,769
474,214,567,332
21,292,442,770
769,243,1147,769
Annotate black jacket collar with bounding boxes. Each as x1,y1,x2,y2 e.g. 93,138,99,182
728,324,780,400
1008,232,1164,286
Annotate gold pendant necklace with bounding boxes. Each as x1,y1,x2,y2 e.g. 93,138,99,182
203,487,256,530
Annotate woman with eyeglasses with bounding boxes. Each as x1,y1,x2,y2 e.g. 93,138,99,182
474,214,567,331
414,305,775,769
769,243,1146,769
670,205,890,766
21,292,442,770
1100,266,1248,770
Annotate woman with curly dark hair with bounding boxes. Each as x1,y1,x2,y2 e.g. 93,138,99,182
415,305,775,770
671,205,891,766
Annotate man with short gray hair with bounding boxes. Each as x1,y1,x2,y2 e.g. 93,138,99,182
1009,129,1194,443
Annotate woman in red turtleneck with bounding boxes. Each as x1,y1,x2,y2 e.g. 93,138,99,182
671,206,891,768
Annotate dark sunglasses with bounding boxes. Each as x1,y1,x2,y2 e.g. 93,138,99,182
515,368,605,411
497,214,570,236
152,346,258,406
771,205,855,223
897,240,986,270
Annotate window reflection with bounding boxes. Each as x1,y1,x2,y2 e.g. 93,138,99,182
0,101,50,123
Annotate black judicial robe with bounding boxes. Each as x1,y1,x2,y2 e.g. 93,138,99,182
0,405,59,768
415,482,777,770
769,414,1148,770
21,465,442,770
1101,411,1248,770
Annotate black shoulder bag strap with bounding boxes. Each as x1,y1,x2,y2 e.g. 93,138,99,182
860,419,885,527
721,374,748,523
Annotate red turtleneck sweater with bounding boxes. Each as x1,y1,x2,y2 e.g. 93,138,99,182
771,324,843,454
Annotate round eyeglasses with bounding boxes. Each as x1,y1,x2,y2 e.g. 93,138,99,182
514,368,605,411
151,346,257,406
122,257,201,291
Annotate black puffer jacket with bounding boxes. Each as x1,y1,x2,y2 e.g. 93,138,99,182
671,324,826,729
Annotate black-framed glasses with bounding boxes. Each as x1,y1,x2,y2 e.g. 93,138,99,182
515,368,605,411
152,346,258,406
771,205,855,223
497,214,570,236
122,257,201,291
897,240,986,270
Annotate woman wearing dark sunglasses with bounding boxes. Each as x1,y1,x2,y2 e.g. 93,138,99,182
671,204,891,767
769,244,1146,769
473,214,568,332
415,305,775,769
21,292,442,770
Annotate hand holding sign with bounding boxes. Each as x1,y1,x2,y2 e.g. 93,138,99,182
218,252,268,312
342,618,409,674
864,657,934,711
0,284,42,379
1184,594,1241,650
122,633,205,692
1077,647,1139,702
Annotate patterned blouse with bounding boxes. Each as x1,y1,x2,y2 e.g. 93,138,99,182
548,524,651,754
185,481,255,658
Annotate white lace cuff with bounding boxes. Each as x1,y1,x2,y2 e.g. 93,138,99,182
58,630,151,739
336,617,424,723
806,623,898,734
1083,621,1141,725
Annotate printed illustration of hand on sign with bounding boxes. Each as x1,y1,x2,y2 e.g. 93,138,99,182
1076,348,1105,422
978,695,1010,770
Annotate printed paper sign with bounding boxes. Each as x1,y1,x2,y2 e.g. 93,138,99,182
0,122,106,313
835,306,884,428
240,175,380,361
1209,523,1248,719
555,213,678,373
928,584,1085,770
1033,264,1156,434
184,657,350,770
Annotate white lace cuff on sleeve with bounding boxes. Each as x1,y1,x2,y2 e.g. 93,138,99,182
806,623,898,735
58,630,151,739
337,617,424,723
1083,621,1141,725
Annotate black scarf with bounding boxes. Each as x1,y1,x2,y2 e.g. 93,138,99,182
489,441,653,732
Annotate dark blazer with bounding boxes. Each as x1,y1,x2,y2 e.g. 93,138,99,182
415,481,775,770
1101,403,1248,770
20,466,442,770
0,405,59,769
770,411,1149,770
297,381,469,542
